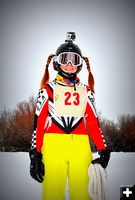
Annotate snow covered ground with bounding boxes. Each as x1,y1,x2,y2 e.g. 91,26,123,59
0,152,135,200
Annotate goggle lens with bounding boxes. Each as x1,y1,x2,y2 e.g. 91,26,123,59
56,52,82,66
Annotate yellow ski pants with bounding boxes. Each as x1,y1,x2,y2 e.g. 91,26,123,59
41,133,93,200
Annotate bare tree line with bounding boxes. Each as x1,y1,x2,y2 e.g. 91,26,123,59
0,97,135,152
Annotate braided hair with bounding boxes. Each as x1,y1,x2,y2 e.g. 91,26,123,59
82,56,95,93
40,54,55,89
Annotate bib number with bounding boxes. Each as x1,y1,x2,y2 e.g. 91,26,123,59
65,92,80,106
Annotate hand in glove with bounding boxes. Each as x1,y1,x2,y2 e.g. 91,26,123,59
91,149,111,169
29,148,45,183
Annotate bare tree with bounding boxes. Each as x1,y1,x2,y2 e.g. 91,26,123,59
117,114,135,152
0,109,11,151
0,96,36,151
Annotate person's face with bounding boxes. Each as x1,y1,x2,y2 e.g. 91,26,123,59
60,62,77,73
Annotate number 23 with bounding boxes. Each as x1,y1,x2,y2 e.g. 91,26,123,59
64,92,80,106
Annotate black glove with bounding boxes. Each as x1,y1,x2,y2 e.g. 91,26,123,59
91,149,111,168
29,148,45,183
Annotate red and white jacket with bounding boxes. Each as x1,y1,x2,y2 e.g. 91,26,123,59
31,80,107,152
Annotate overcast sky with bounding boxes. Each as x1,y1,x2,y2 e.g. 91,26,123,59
0,0,135,122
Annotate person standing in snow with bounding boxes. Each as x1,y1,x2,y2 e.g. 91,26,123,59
29,32,110,200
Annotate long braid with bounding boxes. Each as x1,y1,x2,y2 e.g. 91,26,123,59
40,54,55,89
82,56,95,93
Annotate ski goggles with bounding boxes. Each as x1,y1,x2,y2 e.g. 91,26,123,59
54,52,83,67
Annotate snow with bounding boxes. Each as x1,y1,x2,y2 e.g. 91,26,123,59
0,152,135,200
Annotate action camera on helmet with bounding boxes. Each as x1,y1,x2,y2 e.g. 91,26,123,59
65,32,76,42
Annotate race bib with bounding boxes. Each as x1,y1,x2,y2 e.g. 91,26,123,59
54,85,87,117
